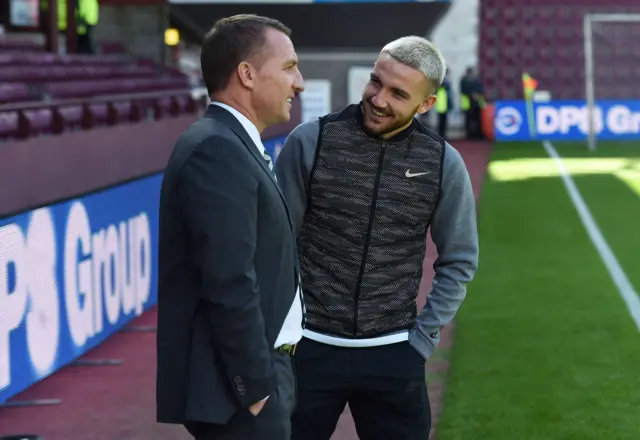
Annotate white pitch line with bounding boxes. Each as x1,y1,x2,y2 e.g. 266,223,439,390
542,140,640,331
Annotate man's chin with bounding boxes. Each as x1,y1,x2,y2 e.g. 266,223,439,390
267,112,291,127
363,119,390,135
281,105,292,121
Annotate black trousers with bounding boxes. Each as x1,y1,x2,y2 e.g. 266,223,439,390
291,337,430,440
464,106,484,139
77,26,94,54
464,110,474,138
184,352,296,440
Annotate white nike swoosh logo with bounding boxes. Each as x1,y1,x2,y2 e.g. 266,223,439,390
405,170,428,178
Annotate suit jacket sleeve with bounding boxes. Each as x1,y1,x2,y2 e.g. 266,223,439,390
177,135,276,409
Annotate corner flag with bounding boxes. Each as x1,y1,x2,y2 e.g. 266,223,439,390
522,72,538,136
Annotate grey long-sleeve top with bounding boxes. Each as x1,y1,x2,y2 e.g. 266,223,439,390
274,119,479,360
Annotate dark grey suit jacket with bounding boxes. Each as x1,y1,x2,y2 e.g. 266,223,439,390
156,105,300,425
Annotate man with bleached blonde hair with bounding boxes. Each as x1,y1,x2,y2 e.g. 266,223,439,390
275,35,479,440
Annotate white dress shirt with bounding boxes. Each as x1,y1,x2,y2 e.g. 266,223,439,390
212,102,304,349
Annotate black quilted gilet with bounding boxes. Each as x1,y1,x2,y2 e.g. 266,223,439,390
298,105,445,338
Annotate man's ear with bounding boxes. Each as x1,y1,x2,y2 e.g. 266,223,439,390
417,95,437,115
237,61,256,90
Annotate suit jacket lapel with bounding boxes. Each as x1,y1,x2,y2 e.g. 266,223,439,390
205,105,294,231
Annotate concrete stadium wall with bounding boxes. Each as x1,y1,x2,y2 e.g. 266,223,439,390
94,4,170,64
430,0,480,129
298,51,378,112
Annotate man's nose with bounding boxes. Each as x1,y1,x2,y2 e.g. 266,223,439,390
293,69,305,93
371,93,387,109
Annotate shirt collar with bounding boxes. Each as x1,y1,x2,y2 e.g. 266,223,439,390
211,101,264,155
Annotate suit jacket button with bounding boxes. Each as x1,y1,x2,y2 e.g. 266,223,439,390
233,376,246,395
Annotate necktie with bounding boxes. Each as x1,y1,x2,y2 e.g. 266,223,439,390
263,149,277,181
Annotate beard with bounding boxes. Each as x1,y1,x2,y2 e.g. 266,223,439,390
362,99,420,137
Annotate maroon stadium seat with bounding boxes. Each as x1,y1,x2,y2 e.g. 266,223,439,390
44,77,190,99
0,83,34,104
0,52,128,67
86,102,110,128
0,111,19,140
480,1,640,100
133,98,157,121
0,65,159,83
154,96,175,119
175,94,196,115
21,108,54,137
55,105,85,132
0,44,197,139
0,40,43,52
99,41,128,54
108,100,139,125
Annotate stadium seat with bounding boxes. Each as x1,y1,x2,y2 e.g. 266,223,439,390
0,39,43,52
0,83,34,104
133,98,158,121
108,100,140,125
54,105,85,133
175,94,196,115
0,52,129,67
86,102,110,128
480,1,640,100
20,108,54,137
0,111,20,140
99,41,128,54
0,65,157,83
154,96,175,119
44,77,190,99
0,41,197,139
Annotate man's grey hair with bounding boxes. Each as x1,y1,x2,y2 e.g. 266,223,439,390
380,36,447,90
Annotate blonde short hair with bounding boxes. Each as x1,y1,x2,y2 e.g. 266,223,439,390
380,36,447,89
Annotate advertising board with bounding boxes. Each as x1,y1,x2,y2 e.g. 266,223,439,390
494,100,640,141
0,174,162,403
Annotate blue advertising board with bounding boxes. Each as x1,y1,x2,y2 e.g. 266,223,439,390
494,100,640,141
0,173,162,403
0,134,289,404
265,134,287,162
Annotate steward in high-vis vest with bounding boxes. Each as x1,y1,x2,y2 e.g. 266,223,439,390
459,66,485,139
42,0,99,53
435,70,453,139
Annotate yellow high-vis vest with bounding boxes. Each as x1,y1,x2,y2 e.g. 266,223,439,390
436,87,448,114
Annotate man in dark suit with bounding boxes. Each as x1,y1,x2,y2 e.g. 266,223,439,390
156,14,305,440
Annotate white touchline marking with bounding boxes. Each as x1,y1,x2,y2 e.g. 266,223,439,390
542,140,640,331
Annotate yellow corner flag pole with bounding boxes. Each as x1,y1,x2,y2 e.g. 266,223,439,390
522,72,538,138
